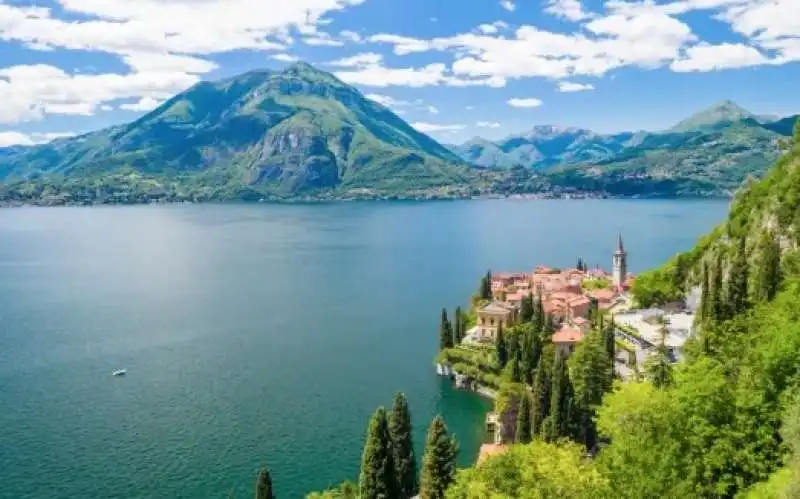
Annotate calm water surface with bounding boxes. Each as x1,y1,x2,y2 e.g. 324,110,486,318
0,199,729,498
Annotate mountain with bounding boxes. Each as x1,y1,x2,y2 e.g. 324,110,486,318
668,99,756,132
455,102,795,197
450,126,637,169
0,62,470,201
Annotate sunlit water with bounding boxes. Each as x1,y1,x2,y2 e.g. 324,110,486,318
0,199,729,498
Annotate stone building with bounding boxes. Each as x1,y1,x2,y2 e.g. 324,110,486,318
475,301,518,341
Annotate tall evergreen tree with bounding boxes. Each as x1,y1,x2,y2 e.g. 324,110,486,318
359,407,399,499
479,270,493,300
754,231,782,303
699,261,710,321
533,296,545,333
389,393,417,499
530,359,550,437
545,354,570,442
509,357,523,383
419,416,458,499
439,309,453,351
569,331,614,449
452,307,463,345
516,392,533,444
255,468,274,499
710,256,727,322
646,328,674,389
496,324,508,368
520,294,534,322
727,237,749,316
603,317,616,365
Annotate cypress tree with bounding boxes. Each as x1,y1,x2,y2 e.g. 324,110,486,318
419,416,458,499
452,307,463,345
359,407,399,499
515,392,533,444
755,231,781,302
604,317,616,365
544,354,569,442
479,271,493,300
710,256,727,322
532,296,545,333
699,261,710,321
439,309,453,351
496,323,508,368
727,237,749,316
530,359,549,437
255,468,274,499
389,393,417,499
509,357,523,383
646,328,674,389
568,331,613,449
520,294,534,322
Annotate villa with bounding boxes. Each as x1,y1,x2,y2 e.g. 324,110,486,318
474,301,519,341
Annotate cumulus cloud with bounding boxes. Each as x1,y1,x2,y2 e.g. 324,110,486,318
271,53,299,62
0,0,365,123
500,0,516,12
671,42,769,72
427,105,439,114
411,122,467,133
508,98,544,108
477,121,501,128
557,81,595,92
0,131,76,147
477,21,509,34
119,96,163,112
0,64,197,124
546,0,594,21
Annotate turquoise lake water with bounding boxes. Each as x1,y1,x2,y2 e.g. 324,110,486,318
0,199,729,498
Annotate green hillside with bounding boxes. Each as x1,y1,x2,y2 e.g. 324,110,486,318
0,62,470,202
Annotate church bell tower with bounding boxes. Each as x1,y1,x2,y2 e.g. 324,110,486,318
612,234,627,289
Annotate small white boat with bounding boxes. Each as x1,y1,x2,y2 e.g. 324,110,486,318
112,369,127,376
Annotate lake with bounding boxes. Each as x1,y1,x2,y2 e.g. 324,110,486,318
0,199,729,498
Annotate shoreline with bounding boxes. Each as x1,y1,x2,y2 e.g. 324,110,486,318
0,193,733,209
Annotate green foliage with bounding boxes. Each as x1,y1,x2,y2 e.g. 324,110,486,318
544,354,575,443
581,278,611,291
519,294,534,322
439,309,454,352
728,237,750,315
420,416,458,499
445,441,610,499
631,257,686,307
389,393,418,498
569,330,614,449
255,468,275,499
645,330,673,389
306,481,359,499
515,392,533,444
530,357,550,438
495,324,508,369
359,407,399,499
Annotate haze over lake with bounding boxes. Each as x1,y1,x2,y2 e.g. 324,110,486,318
0,199,729,498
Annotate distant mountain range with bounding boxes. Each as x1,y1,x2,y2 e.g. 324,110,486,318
0,62,796,204
451,100,797,197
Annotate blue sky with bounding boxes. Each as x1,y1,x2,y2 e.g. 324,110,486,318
0,0,798,146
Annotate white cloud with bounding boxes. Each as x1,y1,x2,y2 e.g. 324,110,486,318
500,0,516,12
427,105,439,114
339,30,362,42
0,131,76,147
466,106,475,110
477,21,509,34
0,0,366,123
331,52,504,87
271,53,299,62
0,64,196,124
411,122,467,133
671,42,768,72
477,121,501,128
303,33,345,47
508,98,544,108
557,81,595,92
328,52,384,68
546,0,593,21
119,96,163,112
99,104,113,112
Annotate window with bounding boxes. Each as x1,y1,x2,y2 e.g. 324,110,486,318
490,318,495,325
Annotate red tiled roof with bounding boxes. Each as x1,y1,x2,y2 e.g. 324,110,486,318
552,326,585,344
588,288,616,301
568,295,591,307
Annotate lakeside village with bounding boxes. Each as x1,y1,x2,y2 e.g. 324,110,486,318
434,235,698,463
